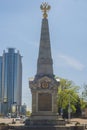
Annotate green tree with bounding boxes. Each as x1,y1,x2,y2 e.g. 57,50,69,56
81,84,87,102
57,78,81,118
80,84,87,110
26,111,31,117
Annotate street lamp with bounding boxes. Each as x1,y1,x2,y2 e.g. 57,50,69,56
68,93,77,122
68,94,72,122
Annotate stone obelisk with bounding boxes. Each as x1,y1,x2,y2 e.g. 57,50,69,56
37,3,53,77
29,3,60,125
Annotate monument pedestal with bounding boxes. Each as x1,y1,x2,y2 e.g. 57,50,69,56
29,75,62,125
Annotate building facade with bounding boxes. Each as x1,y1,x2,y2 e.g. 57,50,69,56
1,48,22,115
0,56,2,114
20,103,27,116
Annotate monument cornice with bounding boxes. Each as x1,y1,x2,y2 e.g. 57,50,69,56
29,76,59,90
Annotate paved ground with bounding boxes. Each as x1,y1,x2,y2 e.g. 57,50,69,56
0,117,87,126
0,118,12,124
70,118,87,125
0,118,24,126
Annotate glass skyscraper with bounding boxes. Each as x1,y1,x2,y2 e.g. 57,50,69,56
1,48,22,115
0,56,2,113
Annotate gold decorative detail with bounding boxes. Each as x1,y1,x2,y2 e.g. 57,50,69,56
41,81,48,88
40,2,51,18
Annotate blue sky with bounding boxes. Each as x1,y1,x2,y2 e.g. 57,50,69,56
0,0,87,110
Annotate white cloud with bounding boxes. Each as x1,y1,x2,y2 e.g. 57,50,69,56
57,53,85,71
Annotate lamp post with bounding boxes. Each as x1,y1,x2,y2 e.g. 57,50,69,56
68,93,77,122
68,94,71,122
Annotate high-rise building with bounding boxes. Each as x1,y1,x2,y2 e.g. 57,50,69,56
0,56,2,114
20,103,27,116
1,48,22,115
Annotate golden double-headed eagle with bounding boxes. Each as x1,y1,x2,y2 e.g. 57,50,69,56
40,2,51,18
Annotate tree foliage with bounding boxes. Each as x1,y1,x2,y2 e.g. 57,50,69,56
26,111,31,117
80,84,87,110
57,78,81,118
82,84,87,101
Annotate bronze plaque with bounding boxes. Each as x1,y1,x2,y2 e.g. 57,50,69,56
38,93,52,111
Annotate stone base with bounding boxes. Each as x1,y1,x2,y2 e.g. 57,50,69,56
31,114,59,120
27,113,66,126
25,118,66,126
32,119,65,126
25,114,66,126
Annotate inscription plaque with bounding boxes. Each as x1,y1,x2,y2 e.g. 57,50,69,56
38,93,52,111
